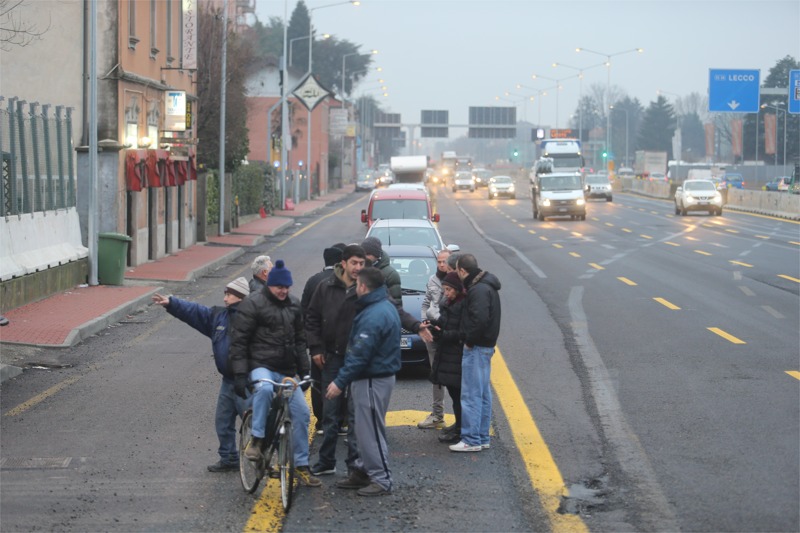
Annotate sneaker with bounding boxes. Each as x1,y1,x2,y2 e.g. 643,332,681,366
417,414,444,429
315,423,323,435
338,425,349,436
481,443,491,450
316,428,324,435
310,464,336,476
357,482,391,497
442,423,458,433
449,441,482,453
207,460,238,472
438,431,460,444
244,437,263,461
336,469,371,490
295,466,322,487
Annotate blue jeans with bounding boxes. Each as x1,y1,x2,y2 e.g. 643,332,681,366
216,378,247,464
316,354,358,470
460,345,494,446
249,367,311,467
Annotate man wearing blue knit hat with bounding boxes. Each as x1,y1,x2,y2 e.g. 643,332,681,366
229,259,322,488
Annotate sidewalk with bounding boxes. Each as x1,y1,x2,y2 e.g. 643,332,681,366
0,188,352,382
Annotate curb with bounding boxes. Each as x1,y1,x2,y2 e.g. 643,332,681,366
183,247,245,283
0,363,23,383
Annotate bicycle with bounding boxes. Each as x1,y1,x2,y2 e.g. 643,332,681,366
239,375,312,511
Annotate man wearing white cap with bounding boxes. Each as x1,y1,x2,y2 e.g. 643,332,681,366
151,276,251,472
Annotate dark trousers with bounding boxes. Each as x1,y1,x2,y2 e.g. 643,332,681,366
316,354,357,469
310,361,322,426
446,385,462,429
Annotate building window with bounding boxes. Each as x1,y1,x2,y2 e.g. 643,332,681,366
165,0,174,64
128,0,139,49
150,0,159,59
125,95,141,147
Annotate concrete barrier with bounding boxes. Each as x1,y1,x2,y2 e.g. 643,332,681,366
0,207,88,282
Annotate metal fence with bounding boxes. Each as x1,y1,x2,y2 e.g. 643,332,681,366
0,97,76,217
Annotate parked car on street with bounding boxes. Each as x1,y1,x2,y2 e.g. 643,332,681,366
355,172,377,192
487,175,516,199
674,179,723,216
584,174,613,202
764,176,791,192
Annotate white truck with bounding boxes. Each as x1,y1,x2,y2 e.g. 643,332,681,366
531,170,586,221
633,150,668,179
531,139,584,183
390,155,428,183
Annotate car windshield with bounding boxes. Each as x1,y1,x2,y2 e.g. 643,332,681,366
369,227,442,249
540,175,581,191
455,173,472,181
684,181,716,192
391,255,438,292
473,170,491,179
585,176,609,185
491,176,512,184
552,156,583,168
372,199,428,220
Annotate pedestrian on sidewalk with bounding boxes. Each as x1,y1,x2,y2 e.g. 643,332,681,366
249,255,273,294
451,254,502,453
306,244,366,477
229,260,322,488
326,267,401,497
417,248,451,430
151,276,250,472
300,242,346,435
430,271,466,444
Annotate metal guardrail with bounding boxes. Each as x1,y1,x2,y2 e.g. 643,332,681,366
0,97,76,217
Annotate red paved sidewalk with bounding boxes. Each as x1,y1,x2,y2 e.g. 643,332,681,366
0,285,159,347
126,245,242,282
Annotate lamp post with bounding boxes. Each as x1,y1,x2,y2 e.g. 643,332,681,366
529,73,578,129
551,61,606,142
576,47,643,165
609,105,629,167
502,92,535,122
516,83,558,127
761,103,788,173
340,49,377,186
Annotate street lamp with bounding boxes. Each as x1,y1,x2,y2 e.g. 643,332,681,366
609,105,629,167
529,73,578,128
552,61,606,142
516,83,558,127
761,103,788,173
576,47,643,164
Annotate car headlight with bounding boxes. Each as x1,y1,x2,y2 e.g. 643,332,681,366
542,198,551,206
576,198,586,206
508,185,515,192
489,186,497,192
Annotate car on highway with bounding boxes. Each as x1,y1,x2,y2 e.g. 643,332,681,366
487,175,516,199
721,174,745,189
472,168,493,188
648,172,667,182
361,188,439,227
584,174,613,201
452,171,475,192
674,179,723,216
355,172,377,192
388,183,427,193
382,244,438,366
365,218,456,252
764,176,791,192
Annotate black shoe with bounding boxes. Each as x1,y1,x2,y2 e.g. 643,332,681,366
357,482,391,497
442,423,457,433
338,425,349,436
0,316,8,326
207,460,239,472
310,463,336,476
438,431,461,444
336,469,371,489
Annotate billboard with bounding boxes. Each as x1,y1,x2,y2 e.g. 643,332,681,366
421,110,448,138
468,106,516,139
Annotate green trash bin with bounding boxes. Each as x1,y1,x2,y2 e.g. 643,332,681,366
98,232,132,285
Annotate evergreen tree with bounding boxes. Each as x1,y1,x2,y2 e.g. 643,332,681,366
637,96,676,159
680,112,705,162
287,1,311,71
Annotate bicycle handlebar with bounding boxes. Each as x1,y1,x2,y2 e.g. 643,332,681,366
248,375,314,390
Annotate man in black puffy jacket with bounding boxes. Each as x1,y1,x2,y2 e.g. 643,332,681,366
229,260,321,487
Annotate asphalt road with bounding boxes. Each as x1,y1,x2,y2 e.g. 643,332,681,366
1,181,798,532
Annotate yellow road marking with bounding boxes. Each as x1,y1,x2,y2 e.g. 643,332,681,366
755,235,770,240
725,229,740,234
4,375,83,417
553,243,563,249
685,236,698,241
274,196,364,247
540,236,549,241
528,230,537,235
786,371,800,381
653,297,680,310
518,224,526,228
571,232,583,237
387,410,456,428
694,250,712,256
617,277,637,286
640,234,653,239
729,260,753,268
569,252,581,258
588,263,604,270
708,327,746,344
622,228,632,233
605,222,614,227
664,241,680,247
492,349,589,533
512,218,518,223
790,241,800,246
778,274,800,283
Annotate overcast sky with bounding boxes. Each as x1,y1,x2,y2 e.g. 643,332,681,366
256,0,799,139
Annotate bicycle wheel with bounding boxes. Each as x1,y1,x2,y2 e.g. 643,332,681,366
278,420,295,511
239,411,265,493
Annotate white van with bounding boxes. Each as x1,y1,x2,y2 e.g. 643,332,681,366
531,171,586,221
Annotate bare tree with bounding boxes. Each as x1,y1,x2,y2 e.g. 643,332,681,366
0,0,50,51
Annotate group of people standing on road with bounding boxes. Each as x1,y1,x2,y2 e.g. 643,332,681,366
153,235,502,497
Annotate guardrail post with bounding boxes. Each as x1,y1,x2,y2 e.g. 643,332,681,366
41,104,54,210
55,106,65,209
65,107,76,207
15,99,30,214
29,102,42,212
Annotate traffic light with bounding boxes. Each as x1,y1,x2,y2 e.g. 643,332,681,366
513,148,519,157
602,151,608,159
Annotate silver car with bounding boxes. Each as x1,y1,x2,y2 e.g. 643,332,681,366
584,174,612,202
674,179,723,216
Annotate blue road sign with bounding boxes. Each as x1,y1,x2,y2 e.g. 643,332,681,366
789,70,800,114
708,69,760,113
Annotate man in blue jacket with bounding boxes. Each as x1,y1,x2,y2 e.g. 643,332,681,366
326,266,401,497
151,276,250,472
